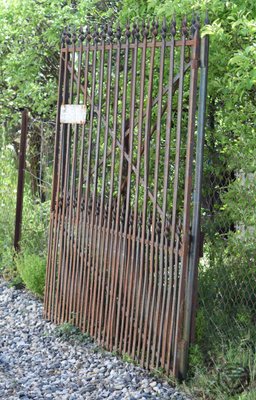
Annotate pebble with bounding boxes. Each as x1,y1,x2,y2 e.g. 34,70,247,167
0,279,192,399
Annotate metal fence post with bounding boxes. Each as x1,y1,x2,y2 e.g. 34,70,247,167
14,109,28,252
181,32,209,379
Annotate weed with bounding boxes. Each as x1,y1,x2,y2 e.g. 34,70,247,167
15,252,45,297
54,322,92,344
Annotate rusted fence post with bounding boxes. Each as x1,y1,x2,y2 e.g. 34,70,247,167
14,109,28,252
181,29,209,379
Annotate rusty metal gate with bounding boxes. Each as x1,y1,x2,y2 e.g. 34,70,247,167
44,17,209,378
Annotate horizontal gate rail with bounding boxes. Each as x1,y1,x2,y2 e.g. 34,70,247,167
44,16,209,379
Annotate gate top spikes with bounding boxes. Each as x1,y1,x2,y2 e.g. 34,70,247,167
205,10,210,25
107,23,114,42
78,27,85,42
125,22,131,39
115,24,122,41
60,16,211,47
161,18,167,39
181,16,188,37
171,17,177,37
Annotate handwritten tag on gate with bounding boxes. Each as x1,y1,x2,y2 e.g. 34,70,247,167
60,105,87,124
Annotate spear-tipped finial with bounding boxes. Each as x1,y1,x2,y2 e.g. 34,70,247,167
135,21,140,40
161,17,167,39
65,26,72,45
191,13,196,36
205,10,210,25
100,24,106,41
72,29,77,44
61,28,67,46
79,26,85,42
85,26,92,43
151,19,158,37
181,16,188,37
116,23,122,41
142,20,149,38
131,22,137,41
107,22,113,42
195,13,200,31
92,25,99,43
125,21,131,39
171,15,176,36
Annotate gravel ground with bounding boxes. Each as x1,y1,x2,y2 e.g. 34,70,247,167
0,279,191,400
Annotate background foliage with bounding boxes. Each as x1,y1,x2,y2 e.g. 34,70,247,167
0,0,255,398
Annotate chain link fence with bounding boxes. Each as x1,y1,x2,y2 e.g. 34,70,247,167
198,141,256,355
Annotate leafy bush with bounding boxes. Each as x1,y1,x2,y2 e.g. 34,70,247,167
15,252,46,297
187,341,256,399
0,143,49,296
0,144,17,261
0,144,50,259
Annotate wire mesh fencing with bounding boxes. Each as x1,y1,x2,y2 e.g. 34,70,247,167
198,147,256,352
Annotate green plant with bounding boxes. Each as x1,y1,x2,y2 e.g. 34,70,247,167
55,322,92,343
185,340,256,399
15,252,46,297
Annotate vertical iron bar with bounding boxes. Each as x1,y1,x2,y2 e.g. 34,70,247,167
148,23,166,368
86,32,101,333
90,34,106,336
180,32,209,379
140,26,157,367
101,35,119,344
44,48,65,319
67,36,83,323
59,40,76,324
82,35,97,331
164,27,186,373
107,28,130,349
76,42,90,329
49,48,70,322
174,23,200,377
156,25,175,368
75,37,90,329
49,44,69,322
14,109,28,252
44,51,64,318
95,31,113,340
116,27,138,352
130,29,147,358
77,38,92,331
138,27,156,366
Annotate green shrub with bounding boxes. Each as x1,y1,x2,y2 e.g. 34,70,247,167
0,145,17,261
54,322,92,343
15,252,46,297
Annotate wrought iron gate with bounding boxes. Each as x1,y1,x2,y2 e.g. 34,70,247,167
44,17,209,378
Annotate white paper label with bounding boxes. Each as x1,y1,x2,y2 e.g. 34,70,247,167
60,105,87,124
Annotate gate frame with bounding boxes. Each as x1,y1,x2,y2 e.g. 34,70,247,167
44,17,210,380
